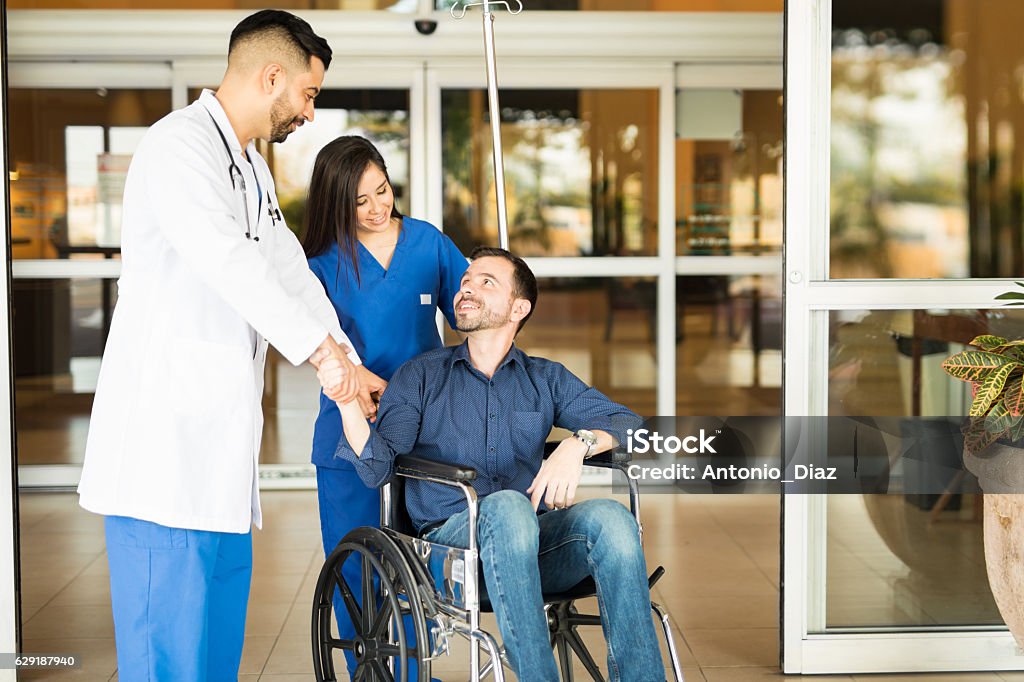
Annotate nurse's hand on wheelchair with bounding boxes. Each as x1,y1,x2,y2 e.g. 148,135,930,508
526,437,588,511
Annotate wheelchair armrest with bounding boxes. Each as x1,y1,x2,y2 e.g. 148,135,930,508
395,455,477,483
584,449,631,465
543,440,631,465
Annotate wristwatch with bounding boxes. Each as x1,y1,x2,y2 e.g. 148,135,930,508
573,429,598,459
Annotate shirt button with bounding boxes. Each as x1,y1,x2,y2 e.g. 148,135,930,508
489,413,495,419
489,447,495,452
489,381,494,387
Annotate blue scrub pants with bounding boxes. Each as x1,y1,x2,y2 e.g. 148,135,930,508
316,465,434,681
105,516,252,681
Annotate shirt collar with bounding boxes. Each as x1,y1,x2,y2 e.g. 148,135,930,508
451,339,526,372
198,89,251,157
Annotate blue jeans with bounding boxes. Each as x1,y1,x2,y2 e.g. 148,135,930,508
424,490,665,682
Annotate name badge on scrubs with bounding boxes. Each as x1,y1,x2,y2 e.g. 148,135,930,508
420,294,432,305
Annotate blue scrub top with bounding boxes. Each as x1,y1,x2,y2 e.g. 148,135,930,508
308,216,468,469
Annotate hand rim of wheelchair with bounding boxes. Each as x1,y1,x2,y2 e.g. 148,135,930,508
312,526,431,682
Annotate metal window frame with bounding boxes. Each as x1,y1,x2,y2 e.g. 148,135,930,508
783,0,1024,672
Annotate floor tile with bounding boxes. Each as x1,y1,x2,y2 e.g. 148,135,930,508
683,628,778,668
702,667,853,681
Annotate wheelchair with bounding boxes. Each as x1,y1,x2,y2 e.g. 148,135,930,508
311,445,685,682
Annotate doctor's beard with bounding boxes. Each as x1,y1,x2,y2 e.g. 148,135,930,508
269,94,303,143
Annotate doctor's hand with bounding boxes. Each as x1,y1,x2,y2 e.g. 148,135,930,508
310,336,359,404
526,438,588,512
317,359,380,422
355,365,388,422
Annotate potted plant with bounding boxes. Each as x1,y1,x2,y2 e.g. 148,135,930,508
942,284,1024,647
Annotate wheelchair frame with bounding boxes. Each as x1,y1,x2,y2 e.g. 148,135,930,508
312,450,685,682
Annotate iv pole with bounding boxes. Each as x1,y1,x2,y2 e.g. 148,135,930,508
451,0,523,250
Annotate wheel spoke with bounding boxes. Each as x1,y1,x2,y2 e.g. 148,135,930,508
369,595,395,639
370,659,396,682
361,552,376,631
334,566,363,634
377,644,402,658
328,638,355,651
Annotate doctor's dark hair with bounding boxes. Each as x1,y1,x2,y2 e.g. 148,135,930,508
302,136,403,285
229,10,332,71
469,246,538,332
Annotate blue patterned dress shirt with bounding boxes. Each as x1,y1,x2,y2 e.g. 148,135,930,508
333,340,642,532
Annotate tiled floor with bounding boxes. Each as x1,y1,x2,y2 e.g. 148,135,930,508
15,489,1023,681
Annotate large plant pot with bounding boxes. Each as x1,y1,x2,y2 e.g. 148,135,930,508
964,443,1024,648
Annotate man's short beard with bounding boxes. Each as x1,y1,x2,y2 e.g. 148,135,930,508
268,94,297,143
455,306,509,333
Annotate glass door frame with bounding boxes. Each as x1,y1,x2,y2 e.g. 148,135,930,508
7,61,173,489
1,40,22,675
5,6,784,479
426,58,680,415
783,0,1024,673
425,59,784,420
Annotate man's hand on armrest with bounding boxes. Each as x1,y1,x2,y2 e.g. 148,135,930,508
527,429,615,511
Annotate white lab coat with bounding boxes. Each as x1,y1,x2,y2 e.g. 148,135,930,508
78,90,358,533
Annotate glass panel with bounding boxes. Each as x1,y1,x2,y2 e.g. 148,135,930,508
830,0,1024,279
435,0,782,10
675,274,781,415
441,88,659,257
676,89,783,255
260,88,410,465
823,308,1024,629
270,89,410,241
443,277,657,415
14,279,117,465
8,88,171,259
10,1,413,9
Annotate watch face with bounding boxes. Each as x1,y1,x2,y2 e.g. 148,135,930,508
577,429,597,445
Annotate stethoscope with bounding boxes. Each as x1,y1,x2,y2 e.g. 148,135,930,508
206,111,282,241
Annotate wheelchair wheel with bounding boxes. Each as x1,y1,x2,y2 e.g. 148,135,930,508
312,526,430,682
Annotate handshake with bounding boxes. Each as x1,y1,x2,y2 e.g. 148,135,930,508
309,336,388,421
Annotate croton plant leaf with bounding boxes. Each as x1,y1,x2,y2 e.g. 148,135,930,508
943,351,1018,383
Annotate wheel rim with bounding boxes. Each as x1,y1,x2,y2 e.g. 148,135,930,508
312,528,430,682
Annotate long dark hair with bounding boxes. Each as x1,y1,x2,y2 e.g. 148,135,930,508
301,135,403,284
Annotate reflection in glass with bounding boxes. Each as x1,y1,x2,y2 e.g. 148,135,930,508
14,279,118,465
830,0,1024,279
676,275,781,415
676,90,783,255
8,88,170,260
441,89,659,257
823,309,1024,629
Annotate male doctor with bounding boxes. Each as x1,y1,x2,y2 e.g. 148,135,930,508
77,10,373,680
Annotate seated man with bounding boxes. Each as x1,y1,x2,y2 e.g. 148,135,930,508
320,246,665,682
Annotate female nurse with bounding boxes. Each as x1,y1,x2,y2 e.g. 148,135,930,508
303,135,467,676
